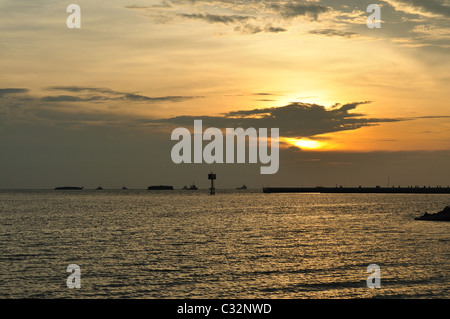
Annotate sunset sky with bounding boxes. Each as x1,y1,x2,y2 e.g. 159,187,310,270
0,0,449,189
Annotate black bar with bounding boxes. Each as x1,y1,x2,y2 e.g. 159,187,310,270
0,299,447,317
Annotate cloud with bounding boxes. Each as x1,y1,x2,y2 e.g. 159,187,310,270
0,86,204,128
271,3,331,20
152,101,405,138
234,23,262,34
234,23,288,34
43,87,202,103
179,13,252,24
41,95,108,102
47,87,119,94
125,1,172,9
412,24,449,35
122,0,448,47
5,87,447,137
384,0,450,18
0,88,29,97
123,93,201,102
264,25,288,33
125,1,328,34
413,115,450,119
253,93,277,96
308,28,359,38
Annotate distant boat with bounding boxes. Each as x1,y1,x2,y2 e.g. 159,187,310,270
188,182,198,190
55,186,84,190
122,186,128,190
96,186,103,190
237,184,247,190
147,185,174,190
183,182,198,190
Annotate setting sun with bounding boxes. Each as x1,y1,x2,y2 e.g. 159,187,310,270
283,138,325,150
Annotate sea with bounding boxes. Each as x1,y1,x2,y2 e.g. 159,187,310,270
0,189,449,299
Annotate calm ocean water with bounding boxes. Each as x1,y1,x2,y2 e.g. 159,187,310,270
0,190,449,299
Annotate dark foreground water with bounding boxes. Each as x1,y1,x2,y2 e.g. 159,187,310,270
0,190,449,298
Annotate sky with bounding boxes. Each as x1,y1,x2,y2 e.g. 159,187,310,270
0,0,449,189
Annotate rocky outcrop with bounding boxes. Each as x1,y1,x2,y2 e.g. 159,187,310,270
415,206,450,221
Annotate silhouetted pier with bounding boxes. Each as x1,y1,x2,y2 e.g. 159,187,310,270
263,186,450,194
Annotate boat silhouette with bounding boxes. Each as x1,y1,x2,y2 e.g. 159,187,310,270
183,182,198,190
96,186,103,190
54,186,84,190
147,185,174,190
236,184,247,190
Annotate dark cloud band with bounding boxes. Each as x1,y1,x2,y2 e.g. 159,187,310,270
154,101,404,138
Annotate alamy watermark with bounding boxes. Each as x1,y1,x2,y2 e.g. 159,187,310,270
366,264,381,288
66,264,81,289
171,120,279,174
66,4,81,29
367,4,381,29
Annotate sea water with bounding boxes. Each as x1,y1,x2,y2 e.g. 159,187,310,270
0,190,448,298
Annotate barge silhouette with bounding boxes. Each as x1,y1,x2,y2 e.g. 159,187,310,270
147,185,174,190
263,186,450,194
55,186,84,190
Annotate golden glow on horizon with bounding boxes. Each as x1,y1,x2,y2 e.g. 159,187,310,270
283,138,325,150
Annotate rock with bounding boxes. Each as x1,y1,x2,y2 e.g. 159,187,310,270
415,206,450,221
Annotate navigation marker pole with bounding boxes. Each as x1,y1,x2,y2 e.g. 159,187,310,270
208,172,216,195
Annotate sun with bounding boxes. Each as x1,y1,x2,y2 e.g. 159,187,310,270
283,138,324,150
